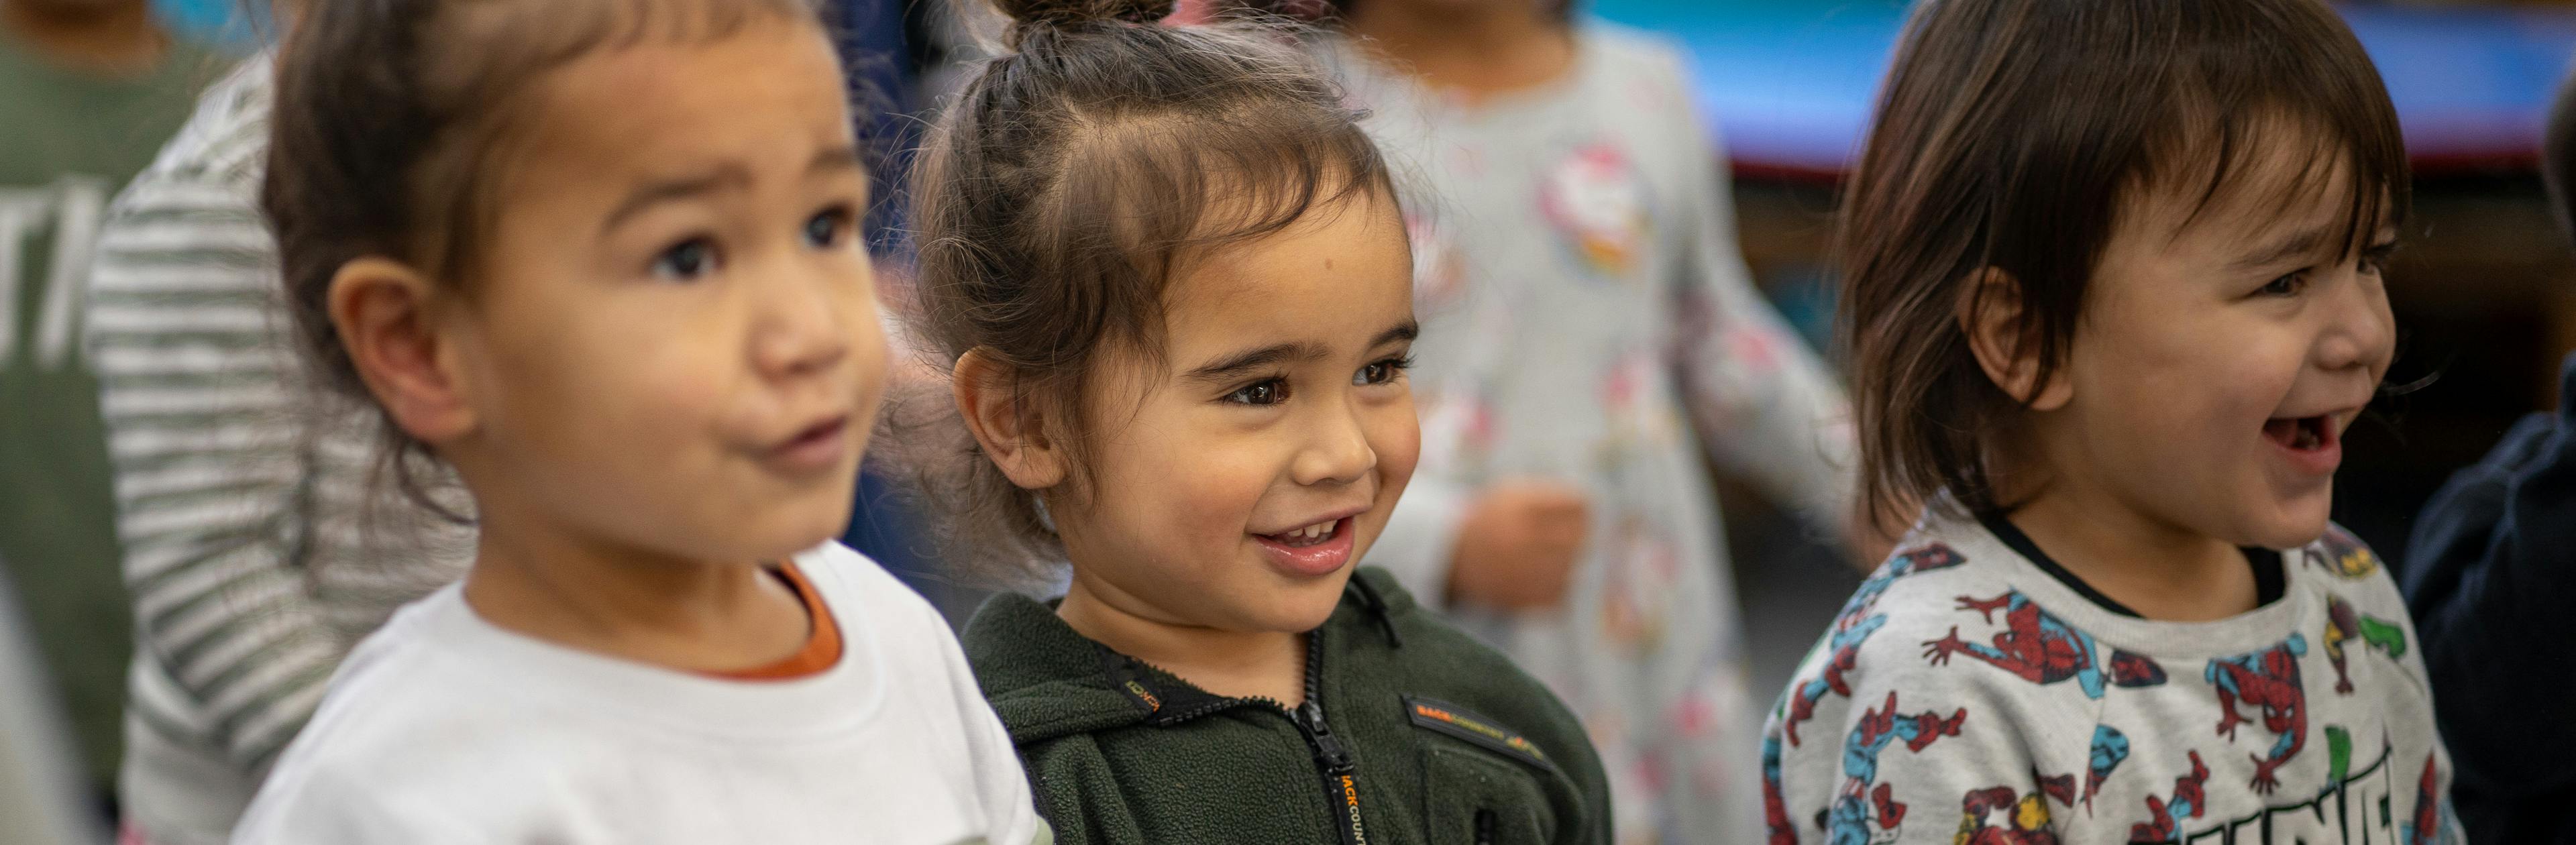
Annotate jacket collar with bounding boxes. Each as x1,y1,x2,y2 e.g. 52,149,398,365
963,568,1413,746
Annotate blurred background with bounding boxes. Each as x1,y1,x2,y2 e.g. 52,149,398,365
6,0,2576,841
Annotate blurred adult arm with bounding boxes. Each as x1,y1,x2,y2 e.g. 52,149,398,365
1656,52,1867,562
2401,351,2576,807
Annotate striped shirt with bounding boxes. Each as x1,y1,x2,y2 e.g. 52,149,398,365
83,56,472,845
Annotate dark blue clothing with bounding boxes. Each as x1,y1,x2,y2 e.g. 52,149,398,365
2403,352,2576,845
835,0,924,254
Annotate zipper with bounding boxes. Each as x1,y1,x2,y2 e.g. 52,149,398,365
1474,808,1497,845
1288,627,1369,845
1120,628,1371,844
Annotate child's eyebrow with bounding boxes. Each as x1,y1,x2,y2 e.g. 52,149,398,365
1182,321,1417,384
2229,223,2336,272
1185,342,1327,384
598,147,860,237
808,145,863,176
1373,320,1419,347
602,164,751,235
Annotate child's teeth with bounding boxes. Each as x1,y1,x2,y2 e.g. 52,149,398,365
1276,520,1332,543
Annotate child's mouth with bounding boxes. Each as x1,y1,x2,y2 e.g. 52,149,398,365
763,414,851,474
1265,518,1343,549
2261,413,2343,475
1253,516,1357,577
2261,415,2329,451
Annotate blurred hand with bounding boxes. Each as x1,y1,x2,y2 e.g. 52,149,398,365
1445,479,1591,611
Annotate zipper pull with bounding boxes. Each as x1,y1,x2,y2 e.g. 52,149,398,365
1299,700,1353,772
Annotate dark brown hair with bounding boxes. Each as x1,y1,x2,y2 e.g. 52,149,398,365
892,0,1395,586
1838,0,2408,527
264,0,822,517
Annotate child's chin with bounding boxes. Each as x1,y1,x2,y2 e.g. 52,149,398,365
782,494,858,541
714,508,849,564
2242,494,2334,551
1247,579,1352,634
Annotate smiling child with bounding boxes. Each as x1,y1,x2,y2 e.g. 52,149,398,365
893,1,1612,842
1759,1,2459,842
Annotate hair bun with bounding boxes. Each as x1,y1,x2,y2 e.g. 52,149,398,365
995,0,1174,30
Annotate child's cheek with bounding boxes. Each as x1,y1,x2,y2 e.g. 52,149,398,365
1356,402,1419,560
1093,418,1246,561
1167,446,1272,539
2206,333,2306,417
636,336,738,435
614,337,788,532
1371,398,1421,494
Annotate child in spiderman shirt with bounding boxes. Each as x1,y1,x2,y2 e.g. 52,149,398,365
1758,1,2459,842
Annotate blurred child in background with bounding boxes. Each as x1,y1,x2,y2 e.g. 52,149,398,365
895,1,1610,841
1763,0,2457,841
78,5,481,843
224,1,1042,841
0,0,214,803
1316,0,1864,838
2400,66,2576,845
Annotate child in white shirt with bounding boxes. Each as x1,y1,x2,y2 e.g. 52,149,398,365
226,1,1044,842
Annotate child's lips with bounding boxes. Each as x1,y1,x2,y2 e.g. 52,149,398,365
2261,411,2344,476
764,414,851,473
1253,516,1356,578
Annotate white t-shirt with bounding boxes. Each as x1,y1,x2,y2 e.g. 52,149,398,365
229,543,1048,845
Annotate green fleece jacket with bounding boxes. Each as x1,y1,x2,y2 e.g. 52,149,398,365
963,567,1612,845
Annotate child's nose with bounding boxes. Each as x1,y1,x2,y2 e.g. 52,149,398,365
752,266,852,380
2316,268,2395,376
1291,402,1379,488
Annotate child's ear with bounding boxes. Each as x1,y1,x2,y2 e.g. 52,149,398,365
953,349,1068,490
328,257,478,443
1957,268,2074,411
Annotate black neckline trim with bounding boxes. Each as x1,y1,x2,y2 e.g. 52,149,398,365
1976,512,2285,618
2251,546,2286,608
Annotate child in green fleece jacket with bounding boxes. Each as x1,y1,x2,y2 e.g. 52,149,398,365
888,1,1612,842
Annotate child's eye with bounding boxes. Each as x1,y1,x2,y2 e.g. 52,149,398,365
651,237,720,281
1352,354,1413,386
804,206,855,250
2257,271,2308,298
1224,378,1289,406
